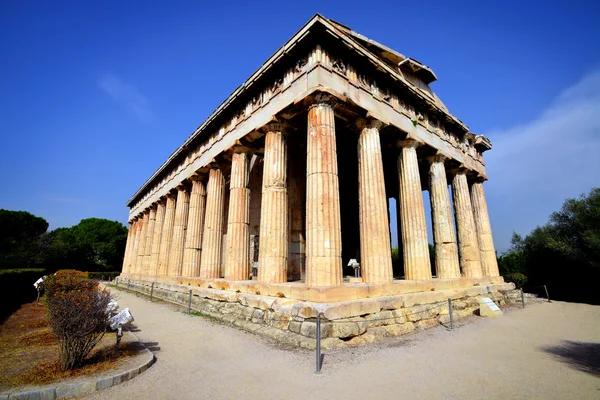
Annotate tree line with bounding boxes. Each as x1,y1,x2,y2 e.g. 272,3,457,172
498,187,600,304
0,209,127,272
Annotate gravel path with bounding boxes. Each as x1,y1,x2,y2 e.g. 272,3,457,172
84,288,600,400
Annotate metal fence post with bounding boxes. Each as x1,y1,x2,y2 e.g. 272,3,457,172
188,289,192,315
115,277,119,288
544,285,551,303
315,315,322,374
150,282,155,302
448,298,454,330
520,287,525,308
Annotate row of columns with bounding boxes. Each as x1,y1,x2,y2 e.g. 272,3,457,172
123,98,499,286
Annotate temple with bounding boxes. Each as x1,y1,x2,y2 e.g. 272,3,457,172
119,15,511,346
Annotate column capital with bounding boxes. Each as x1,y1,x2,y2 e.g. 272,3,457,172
260,122,289,135
396,137,423,149
355,117,383,131
426,153,448,164
306,91,338,109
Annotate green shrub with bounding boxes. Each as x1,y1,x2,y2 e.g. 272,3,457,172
503,272,528,288
0,268,47,322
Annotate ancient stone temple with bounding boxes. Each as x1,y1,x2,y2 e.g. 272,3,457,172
120,15,512,347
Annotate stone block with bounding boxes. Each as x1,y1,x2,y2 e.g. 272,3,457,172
320,337,346,350
299,320,332,338
365,310,394,327
251,309,265,324
289,320,302,334
331,317,367,338
268,311,291,329
406,304,440,322
381,322,415,336
380,296,404,310
415,319,439,329
96,377,114,391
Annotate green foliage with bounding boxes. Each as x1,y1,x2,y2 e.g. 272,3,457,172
501,188,600,304
0,209,127,273
0,268,47,322
503,272,527,288
0,209,49,269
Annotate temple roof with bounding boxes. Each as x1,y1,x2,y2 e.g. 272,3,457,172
127,14,466,207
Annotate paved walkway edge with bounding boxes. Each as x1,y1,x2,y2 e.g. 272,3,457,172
0,330,156,400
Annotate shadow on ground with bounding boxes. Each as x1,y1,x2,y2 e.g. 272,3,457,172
541,340,600,376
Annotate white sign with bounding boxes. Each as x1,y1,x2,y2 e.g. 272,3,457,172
33,276,46,289
480,297,501,312
109,307,134,330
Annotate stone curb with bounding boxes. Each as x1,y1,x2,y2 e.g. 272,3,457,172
0,330,156,400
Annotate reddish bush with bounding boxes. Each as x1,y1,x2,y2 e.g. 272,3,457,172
53,269,88,278
44,273,111,370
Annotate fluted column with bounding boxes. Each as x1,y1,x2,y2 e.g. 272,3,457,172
150,199,166,275
357,119,393,283
428,155,461,278
128,219,140,273
143,206,156,275
226,153,251,280
258,124,288,283
122,221,135,274
471,181,500,276
136,212,149,275
397,139,431,280
168,186,190,276
183,179,206,277
306,98,342,287
158,193,177,275
200,168,225,279
452,170,483,277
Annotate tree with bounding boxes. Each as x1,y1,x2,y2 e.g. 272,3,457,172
0,209,49,269
501,188,600,304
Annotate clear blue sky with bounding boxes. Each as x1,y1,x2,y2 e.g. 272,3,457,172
1,1,599,252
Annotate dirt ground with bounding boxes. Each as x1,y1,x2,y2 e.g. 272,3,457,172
83,288,600,400
0,301,143,394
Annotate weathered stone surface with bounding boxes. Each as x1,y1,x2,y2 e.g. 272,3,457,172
428,155,460,278
452,171,483,278
300,320,333,338
182,179,206,277
258,125,288,283
306,98,343,287
169,186,190,276
331,317,367,338
415,319,439,329
357,119,393,283
398,139,431,280
225,153,251,280
158,194,177,275
471,182,500,277
200,169,225,279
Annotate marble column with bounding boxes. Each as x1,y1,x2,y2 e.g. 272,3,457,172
471,181,500,276
168,186,190,276
427,155,461,278
357,119,393,283
143,206,157,275
397,139,432,280
136,212,149,275
258,124,288,283
158,193,177,275
306,98,342,287
226,153,251,280
150,199,166,275
122,221,135,274
183,179,206,277
451,170,483,277
200,168,225,279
